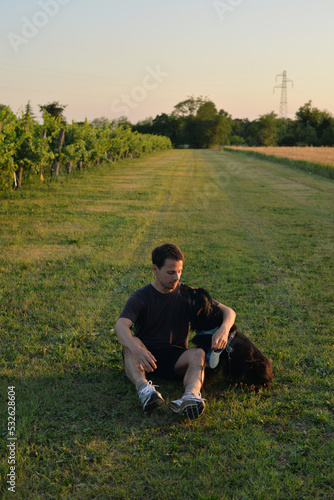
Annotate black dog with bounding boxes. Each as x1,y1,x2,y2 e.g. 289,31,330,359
179,284,273,389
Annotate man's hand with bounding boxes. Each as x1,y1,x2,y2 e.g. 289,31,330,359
211,302,236,350
211,328,229,351
115,317,158,373
132,344,157,373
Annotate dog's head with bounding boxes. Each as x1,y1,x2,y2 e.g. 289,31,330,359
179,283,222,331
179,283,214,310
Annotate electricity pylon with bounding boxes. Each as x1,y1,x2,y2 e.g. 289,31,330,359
274,70,293,119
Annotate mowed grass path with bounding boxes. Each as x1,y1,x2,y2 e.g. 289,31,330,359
0,150,333,499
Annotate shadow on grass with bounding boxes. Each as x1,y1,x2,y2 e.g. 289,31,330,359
3,363,248,449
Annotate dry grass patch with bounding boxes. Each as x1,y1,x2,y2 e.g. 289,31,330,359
0,245,97,264
228,146,334,166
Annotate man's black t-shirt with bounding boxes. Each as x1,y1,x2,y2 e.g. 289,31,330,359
119,283,190,349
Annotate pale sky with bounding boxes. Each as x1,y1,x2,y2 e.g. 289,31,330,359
1,0,333,124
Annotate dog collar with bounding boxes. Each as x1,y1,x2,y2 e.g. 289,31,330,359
196,328,236,353
195,326,220,336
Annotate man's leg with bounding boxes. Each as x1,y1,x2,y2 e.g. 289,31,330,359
123,338,164,413
174,348,205,394
122,337,148,386
169,348,206,419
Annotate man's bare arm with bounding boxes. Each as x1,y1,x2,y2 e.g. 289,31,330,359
211,303,236,350
115,317,157,372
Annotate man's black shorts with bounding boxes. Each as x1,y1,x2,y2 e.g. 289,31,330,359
145,345,187,381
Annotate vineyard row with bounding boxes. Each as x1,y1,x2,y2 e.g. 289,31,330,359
0,107,172,189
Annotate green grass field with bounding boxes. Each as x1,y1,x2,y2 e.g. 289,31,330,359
1,149,333,499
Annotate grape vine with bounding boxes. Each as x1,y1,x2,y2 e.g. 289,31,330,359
0,107,172,189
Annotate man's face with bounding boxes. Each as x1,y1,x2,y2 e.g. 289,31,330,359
153,258,183,293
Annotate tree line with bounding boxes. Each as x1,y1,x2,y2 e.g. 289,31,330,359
131,97,334,148
0,102,171,190
2,96,333,189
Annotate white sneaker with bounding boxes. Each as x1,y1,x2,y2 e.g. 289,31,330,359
169,392,205,419
138,381,164,414
206,348,224,369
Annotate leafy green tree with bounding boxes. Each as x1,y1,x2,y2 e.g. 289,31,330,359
111,116,133,129
132,117,154,135
244,121,260,146
172,96,209,146
317,112,334,146
192,102,231,148
215,109,232,146
24,101,35,120
173,96,208,117
194,101,218,147
320,122,334,146
256,112,279,146
90,117,111,129
230,119,251,145
39,101,67,124
304,125,318,145
149,113,182,147
168,97,233,148
294,101,333,145
295,101,321,127
243,112,279,146
276,118,295,146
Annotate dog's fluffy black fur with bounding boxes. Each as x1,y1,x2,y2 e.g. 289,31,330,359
179,283,273,389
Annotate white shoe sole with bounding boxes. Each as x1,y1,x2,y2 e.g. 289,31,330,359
169,399,205,419
143,393,164,414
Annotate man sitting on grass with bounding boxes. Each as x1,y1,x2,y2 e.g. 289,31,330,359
115,243,236,419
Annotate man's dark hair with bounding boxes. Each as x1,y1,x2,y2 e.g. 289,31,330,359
152,243,184,269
